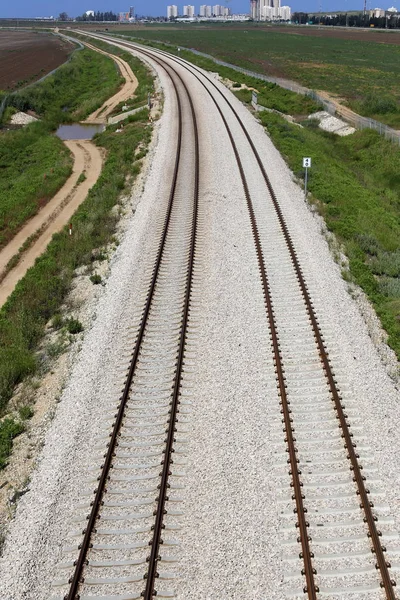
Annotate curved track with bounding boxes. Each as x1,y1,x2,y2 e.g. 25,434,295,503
57,33,399,600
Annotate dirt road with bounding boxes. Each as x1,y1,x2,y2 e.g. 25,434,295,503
0,140,103,308
80,39,139,124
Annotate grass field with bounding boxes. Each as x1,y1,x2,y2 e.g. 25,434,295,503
0,124,72,249
0,40,154,469
260,112,400,356
0,47,123,250
124,26,400,126
120,29,400,358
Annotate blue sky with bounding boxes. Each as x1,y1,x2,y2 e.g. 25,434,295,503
0,0,370,19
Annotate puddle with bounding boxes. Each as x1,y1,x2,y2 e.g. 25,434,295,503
56,123,105,140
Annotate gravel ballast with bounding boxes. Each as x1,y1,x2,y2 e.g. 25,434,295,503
1,43,400,600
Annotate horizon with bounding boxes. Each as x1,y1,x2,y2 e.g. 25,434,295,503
0,0,387,20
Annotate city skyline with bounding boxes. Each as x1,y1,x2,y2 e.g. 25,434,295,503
0,0,389,18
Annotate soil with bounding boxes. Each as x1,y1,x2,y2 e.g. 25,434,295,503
0,139,104,308
0,31,74,92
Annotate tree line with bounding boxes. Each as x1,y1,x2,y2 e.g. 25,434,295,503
75,11,120,21
292,11,400,27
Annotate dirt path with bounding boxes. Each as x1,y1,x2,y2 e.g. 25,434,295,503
0,140,103,309
80,39,139,124
317,90,363,125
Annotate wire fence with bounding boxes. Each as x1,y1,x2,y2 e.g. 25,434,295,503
188,47,400,146
0,34,84,122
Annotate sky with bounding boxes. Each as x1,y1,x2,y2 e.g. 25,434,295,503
0,0,373,19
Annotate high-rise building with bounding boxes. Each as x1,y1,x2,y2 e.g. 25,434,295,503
183,4,195,16
129,5,135,17
167,4,178,17
251,0,290,20
212,4,222,15
205,5,212,15
280,5,291,19
199,4,206,14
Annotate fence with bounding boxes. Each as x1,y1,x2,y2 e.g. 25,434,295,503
186,46,400,146
0,34,84,122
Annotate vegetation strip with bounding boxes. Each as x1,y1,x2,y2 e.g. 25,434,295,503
120,36,400,362
0,37,154,468
121,27,400,127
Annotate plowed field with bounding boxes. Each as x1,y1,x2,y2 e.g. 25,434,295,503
0,31,74,91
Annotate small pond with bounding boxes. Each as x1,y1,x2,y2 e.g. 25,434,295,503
56,123,105,140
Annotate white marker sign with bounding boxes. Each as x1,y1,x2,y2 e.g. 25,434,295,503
303,157,312,168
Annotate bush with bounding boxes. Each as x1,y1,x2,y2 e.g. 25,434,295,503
19,405,34,420
0,418,24,469
90,273,102,285
380,277,400,298
51,313,64,329
370,251,400,278
360,93,398,115
65,318,83,334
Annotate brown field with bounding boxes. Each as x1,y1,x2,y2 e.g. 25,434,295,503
0,31,74,91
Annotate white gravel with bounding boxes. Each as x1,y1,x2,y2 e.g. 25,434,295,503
10,112,38,126
309,110,356,136
0,40,399,600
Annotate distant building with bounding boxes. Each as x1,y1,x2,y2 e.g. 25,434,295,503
183,4,195,16
129,5,135,17
251,0,291,20
370,7,385,16
167,4,178,17
212,4,222,15
119,11,130,20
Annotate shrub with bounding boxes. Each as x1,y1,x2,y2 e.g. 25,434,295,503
19,405,34,420
370,251,400,278
361,93,398,115
90,273,102,285
51,313,64,329
0,418,24,469
65,318,83,334
380,277,400,298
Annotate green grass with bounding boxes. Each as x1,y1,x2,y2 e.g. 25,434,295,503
116,35,319,116
66,32,154,113
0,418,24,469
0,110,153,417
122,26,400,126
0,46,124,248
9,47,124,126
0,122,72,248
259,111,400,356
0,39,155,468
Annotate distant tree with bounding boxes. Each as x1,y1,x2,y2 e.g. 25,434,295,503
59,11,68,21
292,11,309,23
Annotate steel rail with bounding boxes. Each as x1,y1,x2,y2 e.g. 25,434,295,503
104,37,396,599
169,48,397,598
64,50,195,600
73,33,396,599
83,32,318,598
142,65,200,600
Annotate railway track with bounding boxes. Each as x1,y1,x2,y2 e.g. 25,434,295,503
54,34,400,600
52,47,200,600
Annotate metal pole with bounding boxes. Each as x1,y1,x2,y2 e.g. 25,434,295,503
304,167,308,199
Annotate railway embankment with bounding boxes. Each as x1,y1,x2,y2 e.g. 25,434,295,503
0,38,155,487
